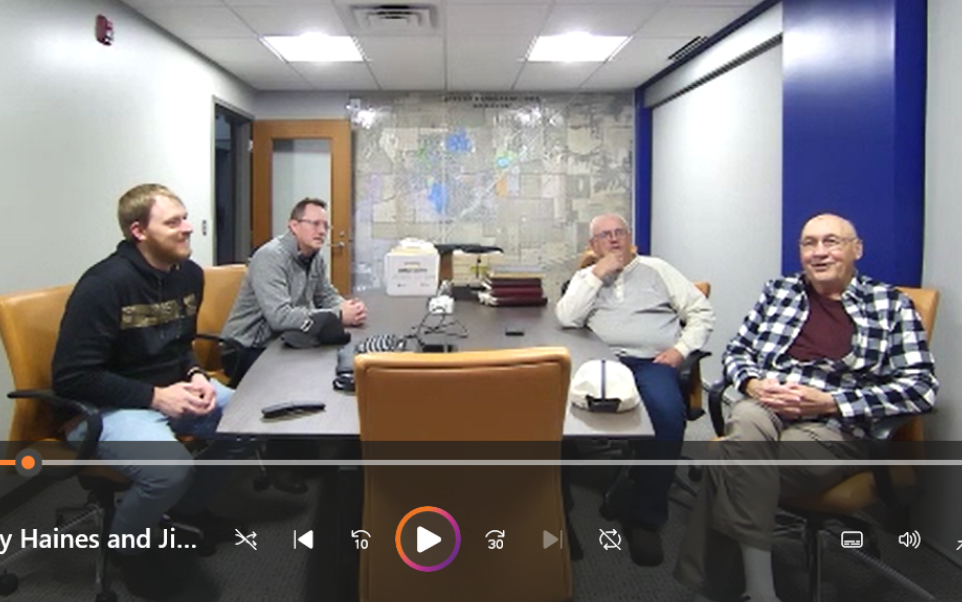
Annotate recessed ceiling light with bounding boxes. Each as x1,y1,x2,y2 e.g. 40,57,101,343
527,33,629,63
262,33,364,62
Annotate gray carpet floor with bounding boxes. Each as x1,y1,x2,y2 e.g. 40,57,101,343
0,415,959,601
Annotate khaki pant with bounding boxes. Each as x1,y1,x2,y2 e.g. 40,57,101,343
674,399,866,594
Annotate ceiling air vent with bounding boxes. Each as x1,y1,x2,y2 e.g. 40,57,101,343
668,36,707,62
350,4,438,33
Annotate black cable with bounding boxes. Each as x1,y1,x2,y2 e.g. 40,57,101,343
410,310,468,350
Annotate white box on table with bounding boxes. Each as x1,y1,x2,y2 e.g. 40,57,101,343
384,242,439,296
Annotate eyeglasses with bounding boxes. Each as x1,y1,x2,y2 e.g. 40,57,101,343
297,219,330,231
798,235,856,251
592,228,629,241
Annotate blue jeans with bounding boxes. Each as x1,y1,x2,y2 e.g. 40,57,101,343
619,357,686,529
67,380,250,545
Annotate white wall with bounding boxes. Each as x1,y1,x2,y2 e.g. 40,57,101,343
650,47,784,384
917,0,962,567
0,0,254,444
254,91,349,120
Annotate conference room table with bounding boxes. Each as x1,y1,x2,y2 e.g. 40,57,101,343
216,290,654,440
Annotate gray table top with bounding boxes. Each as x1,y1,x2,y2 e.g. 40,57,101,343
216,292,653,439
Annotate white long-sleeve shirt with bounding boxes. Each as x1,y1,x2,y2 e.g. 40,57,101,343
555,256,714,359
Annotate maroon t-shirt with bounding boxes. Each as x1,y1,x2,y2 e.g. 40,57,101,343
787,283,854,361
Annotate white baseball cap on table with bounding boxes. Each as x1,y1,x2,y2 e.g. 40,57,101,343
568,359,641,413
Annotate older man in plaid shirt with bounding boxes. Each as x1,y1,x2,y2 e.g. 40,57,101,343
675,214,938,602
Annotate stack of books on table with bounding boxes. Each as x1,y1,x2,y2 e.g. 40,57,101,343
450,249,504,287
477,266,547,307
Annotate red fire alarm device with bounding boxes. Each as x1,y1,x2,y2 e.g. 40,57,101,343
95,15,114,46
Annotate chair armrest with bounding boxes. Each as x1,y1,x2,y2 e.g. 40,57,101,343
678,350,710,420
194,332,243,352
7,389,104,478
868,414,921,442
707,379,731,437
867,411,933,507
678,350,710,394
194,332,224,342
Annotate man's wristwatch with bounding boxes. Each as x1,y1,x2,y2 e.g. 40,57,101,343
186,366,210,381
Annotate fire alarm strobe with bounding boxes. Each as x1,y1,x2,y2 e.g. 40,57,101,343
96,14,114,46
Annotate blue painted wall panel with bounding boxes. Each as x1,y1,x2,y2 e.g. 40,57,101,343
634,88,652,255
782,0,925,285
893,0,927,286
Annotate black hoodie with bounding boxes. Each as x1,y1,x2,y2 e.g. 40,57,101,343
52,240,204,409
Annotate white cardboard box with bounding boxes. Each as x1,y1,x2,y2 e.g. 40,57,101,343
385,247,439,296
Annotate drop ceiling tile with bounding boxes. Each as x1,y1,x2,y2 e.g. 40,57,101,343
446,3,551,37
223,0,336,6
578,69,654,90
581,36,689,88
185,37,282,64
358,37,444,89
356,36,443,62
637,5,754,38
443,0,536,4
132,6,254,38
218,60,312,90
514,62,599,91
553,0,667,4
122,0,222,7
291,62,381,90
670,0,759,6
541,2,664,36
446,35,528,90
233,5,348,36
447,35,531,63
446,63,524,91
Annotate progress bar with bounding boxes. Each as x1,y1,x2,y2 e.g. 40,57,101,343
32,459,962,466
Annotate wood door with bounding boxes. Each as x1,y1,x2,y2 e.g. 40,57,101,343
251,119,353,294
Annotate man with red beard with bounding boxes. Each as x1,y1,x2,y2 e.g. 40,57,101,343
53,184,246,599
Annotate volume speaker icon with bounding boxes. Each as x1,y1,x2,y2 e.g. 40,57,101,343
898,530,921,549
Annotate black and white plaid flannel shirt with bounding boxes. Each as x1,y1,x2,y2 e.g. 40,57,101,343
723,272,938,438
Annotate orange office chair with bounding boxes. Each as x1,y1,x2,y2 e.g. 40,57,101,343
194,263,246,385
706,287,938,602
354,348,572,602
0,283,222,600
0,285,129,600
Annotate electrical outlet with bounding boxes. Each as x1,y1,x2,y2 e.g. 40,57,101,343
202,219,208,235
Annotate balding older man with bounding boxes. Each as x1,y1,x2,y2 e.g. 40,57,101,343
557,213,715,566
676,214,938,602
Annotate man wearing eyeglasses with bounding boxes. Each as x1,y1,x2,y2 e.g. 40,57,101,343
221,198,367,492
556,213,715,567
674,214,937,602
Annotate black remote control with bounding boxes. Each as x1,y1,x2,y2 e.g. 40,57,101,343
261,402,327,419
